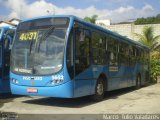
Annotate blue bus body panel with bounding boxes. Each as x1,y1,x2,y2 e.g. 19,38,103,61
0,78,10,93
11,81,74,98
74,66,96,97
10,56,74,98
10,53,74,97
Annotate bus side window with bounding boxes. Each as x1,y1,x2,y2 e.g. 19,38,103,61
136,48,141,62
92,32,106,64
109,52,118,66
0,45,2,65
119,42,124,65
75,28,91,75
66,29,74,79
107,38,118,66
4,30,15,50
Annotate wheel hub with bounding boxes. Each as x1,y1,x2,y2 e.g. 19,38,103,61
97,83,103,95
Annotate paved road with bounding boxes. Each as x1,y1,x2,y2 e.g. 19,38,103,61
0,83,160,114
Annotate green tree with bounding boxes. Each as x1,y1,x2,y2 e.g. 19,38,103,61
134,26,160,82
150,52,160,82
134,14,160,24
156,14,160,18
84,15,98,24
134,26,160,51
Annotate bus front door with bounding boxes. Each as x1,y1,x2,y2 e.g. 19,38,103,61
74,25,93,97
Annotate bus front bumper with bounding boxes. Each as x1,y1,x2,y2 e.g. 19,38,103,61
10,81,74,98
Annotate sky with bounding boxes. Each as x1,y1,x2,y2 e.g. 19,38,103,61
0,0,160,23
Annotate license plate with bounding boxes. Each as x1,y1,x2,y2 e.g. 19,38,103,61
27,88,38,93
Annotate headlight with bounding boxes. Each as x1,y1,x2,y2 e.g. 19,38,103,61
11,78,19,84
51,79,63,85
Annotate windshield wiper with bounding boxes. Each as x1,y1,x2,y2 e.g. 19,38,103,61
37,26,55,53
29,39,33,55
40,26,55,41
29,26,55,55
31,26,55,74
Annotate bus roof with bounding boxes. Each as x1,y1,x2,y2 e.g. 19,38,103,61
21,15,150,50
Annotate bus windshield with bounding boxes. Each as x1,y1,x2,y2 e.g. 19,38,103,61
11,18,69,75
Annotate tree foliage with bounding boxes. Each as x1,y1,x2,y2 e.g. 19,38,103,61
134,26,160,82
134,26,160,51
150,55,160,82
134,14,160,25
84,15,98,24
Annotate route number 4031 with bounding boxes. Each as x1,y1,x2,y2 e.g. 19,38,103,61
19,31,38,41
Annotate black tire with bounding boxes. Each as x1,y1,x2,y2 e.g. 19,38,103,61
136,75,141,89
91,77,105,102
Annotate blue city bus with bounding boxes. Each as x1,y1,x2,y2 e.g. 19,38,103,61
0,27,15,93
10,15,150,101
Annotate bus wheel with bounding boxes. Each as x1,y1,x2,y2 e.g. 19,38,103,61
91,77,105,102
136,75,141,89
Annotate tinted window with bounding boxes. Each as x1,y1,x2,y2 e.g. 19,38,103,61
4,30,15,50
92,32,106,64
75,28,90,75
108,37,118,52
66,29,74,79
0,45,2,65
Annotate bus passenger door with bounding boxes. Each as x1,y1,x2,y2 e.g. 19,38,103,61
108,51,121,89
128,46,137,86
74,23,92,97
107,40,123,89
118,43,130,88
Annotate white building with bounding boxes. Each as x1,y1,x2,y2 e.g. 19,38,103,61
9,18,21,25
95,19,111,26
